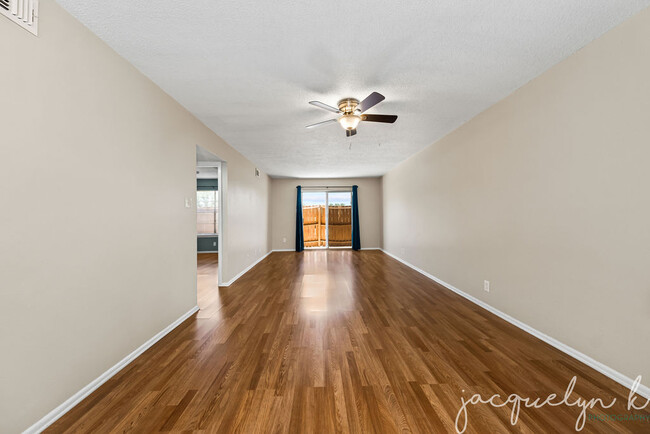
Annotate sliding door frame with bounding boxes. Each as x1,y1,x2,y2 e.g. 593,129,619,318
301,188,352,250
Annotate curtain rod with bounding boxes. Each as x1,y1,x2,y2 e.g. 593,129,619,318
299,185,354,189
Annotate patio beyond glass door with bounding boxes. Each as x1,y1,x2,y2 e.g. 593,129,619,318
327,192,352,247
302,191,327,248
302,190,352,249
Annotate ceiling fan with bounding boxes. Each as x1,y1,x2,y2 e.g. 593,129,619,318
306,92,397,137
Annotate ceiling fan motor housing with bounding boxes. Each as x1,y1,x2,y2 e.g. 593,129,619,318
338,98,360,114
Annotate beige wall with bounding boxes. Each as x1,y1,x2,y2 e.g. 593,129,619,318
270,178,383,250
0,1,269,432
383,8,650,383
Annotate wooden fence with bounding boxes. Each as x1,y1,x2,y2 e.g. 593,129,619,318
302,205,352,247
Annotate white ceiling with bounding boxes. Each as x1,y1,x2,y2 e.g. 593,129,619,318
57,0,649,178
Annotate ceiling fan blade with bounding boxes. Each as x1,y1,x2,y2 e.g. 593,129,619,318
361,114,398,123
358,92,385,113
346,129,357,137
309,101,341,114
305,118,338,129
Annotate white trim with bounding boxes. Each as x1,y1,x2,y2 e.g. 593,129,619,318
272,249,295,252
360,247,381,250
197,251,219,254
24,305,200,434
195,152,223,285
216,161,224,285
220,251,272,287
380,249,650,400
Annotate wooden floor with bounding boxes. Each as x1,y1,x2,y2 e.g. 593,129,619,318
48,251,649,433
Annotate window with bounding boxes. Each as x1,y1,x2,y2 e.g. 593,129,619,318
302,190,352,248
197,190,218,235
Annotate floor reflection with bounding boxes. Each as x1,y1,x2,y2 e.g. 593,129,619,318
299,250,356,315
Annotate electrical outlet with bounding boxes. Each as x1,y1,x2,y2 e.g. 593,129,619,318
282,237,287,243
213,241,217,247
484,280,490,293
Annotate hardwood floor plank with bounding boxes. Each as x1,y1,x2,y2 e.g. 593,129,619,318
46,250,650,433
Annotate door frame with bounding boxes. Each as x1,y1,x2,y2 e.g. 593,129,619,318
301,189,352,250
196,156,224,286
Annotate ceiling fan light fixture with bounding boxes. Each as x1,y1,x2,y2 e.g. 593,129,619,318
306,92,397,136
339,114,361,131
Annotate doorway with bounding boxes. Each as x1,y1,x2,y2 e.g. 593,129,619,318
302,190,352,249
196,145,224,296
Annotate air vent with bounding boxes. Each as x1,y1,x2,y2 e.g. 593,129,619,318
1,0,38,36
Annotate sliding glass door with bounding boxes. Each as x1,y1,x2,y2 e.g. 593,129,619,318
302,191,327,248
327,192,352,247
302,190,352,249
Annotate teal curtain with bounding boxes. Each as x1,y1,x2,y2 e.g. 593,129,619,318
351,185,361,250
296,186,304,252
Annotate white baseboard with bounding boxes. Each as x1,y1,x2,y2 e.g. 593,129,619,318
270,248,382,252
23,251,648,433
197,250,219,254
24,305,200,434
380,249,650,400
220,251,272,286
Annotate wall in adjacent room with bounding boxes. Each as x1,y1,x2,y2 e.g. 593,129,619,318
197,236,219,252
383,8,650,383
269,177,383,250
0,1,268,431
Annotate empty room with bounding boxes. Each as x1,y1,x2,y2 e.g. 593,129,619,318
2,1,650,433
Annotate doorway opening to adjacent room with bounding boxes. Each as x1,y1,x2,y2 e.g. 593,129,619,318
302,189,352,249
196,145,224,295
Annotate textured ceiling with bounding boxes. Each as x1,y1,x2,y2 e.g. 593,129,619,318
57,0,649,178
